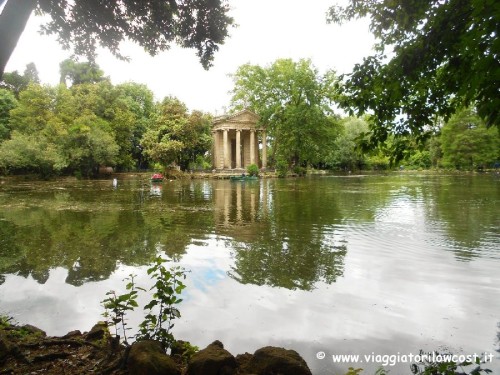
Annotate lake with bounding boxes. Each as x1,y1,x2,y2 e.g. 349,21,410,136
0,173,499,374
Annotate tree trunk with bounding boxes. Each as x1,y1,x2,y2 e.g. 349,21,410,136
0,0,37,80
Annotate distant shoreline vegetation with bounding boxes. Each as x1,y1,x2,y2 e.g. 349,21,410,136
1,62,498,179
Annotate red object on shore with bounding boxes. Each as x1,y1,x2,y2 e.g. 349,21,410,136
151,173,164,182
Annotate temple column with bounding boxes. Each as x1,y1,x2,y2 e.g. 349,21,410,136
250,129,255,165
212,131,218,169
236,129,241,169
261,130,267,169
223,129,229,169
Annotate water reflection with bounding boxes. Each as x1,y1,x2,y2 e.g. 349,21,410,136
0,175,498,290
0,174,499,374
149,183,163,197
214,180,347,290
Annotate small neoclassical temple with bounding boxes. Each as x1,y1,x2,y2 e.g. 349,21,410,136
212,109,267,170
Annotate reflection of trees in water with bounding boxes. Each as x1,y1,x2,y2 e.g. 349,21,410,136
422,176,500,260
0,220,24,282
224,179,348,290
1,175,497,287
228,234,347,291
0,183,214,285
496,322,500,353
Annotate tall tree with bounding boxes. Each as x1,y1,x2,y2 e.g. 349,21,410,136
141,96,212,169
0,88,17,139
23,62,39,84
231,59,339,168
0,62,40,97
114,83,155,169
0,0,234,79
325,117,369,171
440,108,499,169
328,0,500,157
59,59,106,86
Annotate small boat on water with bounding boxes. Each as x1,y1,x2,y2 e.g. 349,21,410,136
230,175,258,181
151,173,164,183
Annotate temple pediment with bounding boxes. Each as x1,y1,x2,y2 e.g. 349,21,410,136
212,109,260,130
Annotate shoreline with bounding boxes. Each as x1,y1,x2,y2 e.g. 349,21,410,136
0,319,313,375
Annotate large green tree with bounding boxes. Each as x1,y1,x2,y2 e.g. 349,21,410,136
325,117,369,171
328,0,500,155
0,62,40,97
440,108,499,169
141,96,212,170
0,0,234,79
114,83,155,169
230,59,340,169
0,88,17,139
2,82,122,177
59,59,106,86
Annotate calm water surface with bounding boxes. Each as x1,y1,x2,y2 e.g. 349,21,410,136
0,173,499,374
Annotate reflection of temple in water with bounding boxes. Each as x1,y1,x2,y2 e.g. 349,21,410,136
212,179,348,290
212,179,271,239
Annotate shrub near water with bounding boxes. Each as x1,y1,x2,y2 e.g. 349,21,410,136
246,163,259,176
102,256,188,351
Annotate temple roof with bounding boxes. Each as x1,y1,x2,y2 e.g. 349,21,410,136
212,109,260,129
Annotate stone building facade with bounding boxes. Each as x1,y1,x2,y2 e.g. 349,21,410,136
212,109,267,170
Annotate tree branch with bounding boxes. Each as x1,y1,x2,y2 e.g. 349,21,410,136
0,0,37,80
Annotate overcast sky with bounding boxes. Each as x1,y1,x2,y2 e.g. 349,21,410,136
5,0,375,114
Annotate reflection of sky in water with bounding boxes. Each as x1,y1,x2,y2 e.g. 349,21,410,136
0,176,499,374
2,227,498,374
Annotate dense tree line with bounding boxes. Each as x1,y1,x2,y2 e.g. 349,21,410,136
0,62,212,177
1,1,497,176
230,58,499,174
0,59,498,178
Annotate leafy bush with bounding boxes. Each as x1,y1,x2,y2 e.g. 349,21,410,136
275,159,288,178
407,150,431,169
246,163,259,176
293,165,307,176
102,256,188,350
102,274,143,345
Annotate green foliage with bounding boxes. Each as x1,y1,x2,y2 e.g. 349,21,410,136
440,108,499,170
137,257,187,350
35,0,233,69
246,163,259,176
366,152,390,171
405,150,432,170
325,117,369,170
230,59,340,169
344,367,363,375
0,63,39,97
141,97,212,170
0,132,67,177
275,158,288,178
102,274,144,345
188,155,212,171
102,257,188,351
410,351,492,375
0,74,159,176
0,315,14,328
172,340,200,365
0,88,17,139
293,165,307,176
328,0,500,160
59,59,106,86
